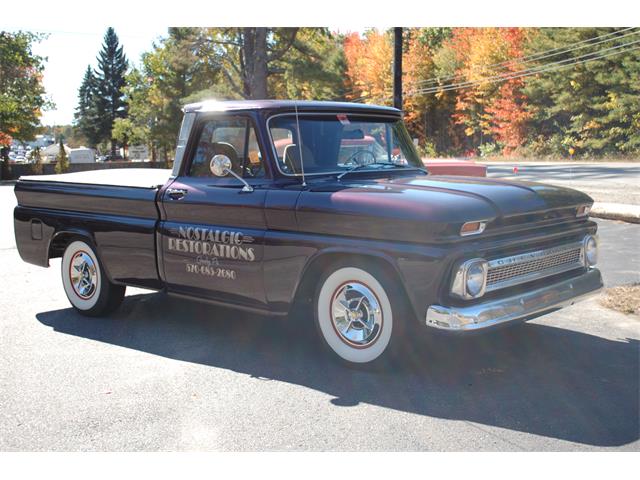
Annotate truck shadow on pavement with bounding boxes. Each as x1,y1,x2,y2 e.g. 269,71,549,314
36,291,639,448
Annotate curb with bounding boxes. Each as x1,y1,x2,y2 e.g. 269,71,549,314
591,202,640,224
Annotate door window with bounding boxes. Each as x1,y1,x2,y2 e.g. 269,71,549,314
189,117,266,179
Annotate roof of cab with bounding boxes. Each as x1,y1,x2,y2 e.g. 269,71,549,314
183,99,401,116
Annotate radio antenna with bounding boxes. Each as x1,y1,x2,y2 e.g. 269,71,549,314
294,101,307,188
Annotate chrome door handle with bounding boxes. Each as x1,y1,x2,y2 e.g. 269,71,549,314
167,188,187,200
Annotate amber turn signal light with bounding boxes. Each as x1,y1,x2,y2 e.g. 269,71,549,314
460,221,487,236
577,205,591,217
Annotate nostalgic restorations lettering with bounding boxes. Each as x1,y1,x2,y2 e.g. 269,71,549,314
167,226,256,262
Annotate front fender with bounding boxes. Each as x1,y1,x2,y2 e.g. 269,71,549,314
263,229,448,323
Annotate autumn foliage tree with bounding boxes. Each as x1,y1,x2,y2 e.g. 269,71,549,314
442,28,531,155
343,30,393,104
0,31,48,178
484,28,531,154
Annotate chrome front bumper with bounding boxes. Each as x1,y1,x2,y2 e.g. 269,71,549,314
425,268,603,332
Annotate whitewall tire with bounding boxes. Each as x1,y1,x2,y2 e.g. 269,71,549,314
315,265,400,365
61,239,125,316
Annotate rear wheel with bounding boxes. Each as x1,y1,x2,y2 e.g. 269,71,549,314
314,262,406,366
61,239,125,316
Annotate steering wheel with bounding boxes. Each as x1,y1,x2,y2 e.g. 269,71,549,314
345,149,377,166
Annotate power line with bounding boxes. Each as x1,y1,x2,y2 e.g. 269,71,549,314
408,38,640,96
344,28,639,102
407,42,640,97
410,27,638,90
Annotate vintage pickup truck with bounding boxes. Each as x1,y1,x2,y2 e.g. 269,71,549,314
14,100,602,366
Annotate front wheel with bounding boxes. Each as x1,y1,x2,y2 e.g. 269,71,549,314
314,263,405,366
61,239,125,316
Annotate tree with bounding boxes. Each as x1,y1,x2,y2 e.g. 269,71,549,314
523,27,640,157
0,31,49,178
343,30,393,105
73,66,102,147
403,28,453,152
433,27,532,155
95,27,128,155
122,28,219,162
54,138,68,174
483,28,532,155
112,117,147,156
268,29,347,100
29,146,43,174
194,28,302,99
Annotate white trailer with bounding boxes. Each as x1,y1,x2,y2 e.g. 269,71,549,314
68,148,96,164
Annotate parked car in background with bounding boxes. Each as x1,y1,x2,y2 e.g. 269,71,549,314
100,154,125,162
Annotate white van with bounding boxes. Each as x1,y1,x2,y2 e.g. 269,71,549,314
68,148,96,164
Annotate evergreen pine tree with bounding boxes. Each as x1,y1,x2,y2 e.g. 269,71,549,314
73,65,102,148
523,28,640,157
95,27,128,156
54,137,69,174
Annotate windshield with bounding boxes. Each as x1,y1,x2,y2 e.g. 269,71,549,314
268,114,423,176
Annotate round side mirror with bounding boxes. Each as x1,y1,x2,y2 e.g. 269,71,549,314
210,154,232,177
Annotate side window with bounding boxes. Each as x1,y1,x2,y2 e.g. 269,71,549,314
188,116,266,179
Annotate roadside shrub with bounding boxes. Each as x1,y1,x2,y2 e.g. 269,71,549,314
29,147,43,174
54,140,69,174
478,142,499,158
417,140,438,158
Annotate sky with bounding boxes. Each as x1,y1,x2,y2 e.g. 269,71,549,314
6,27,168,126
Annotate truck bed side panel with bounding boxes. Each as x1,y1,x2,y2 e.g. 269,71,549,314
14,180,162,289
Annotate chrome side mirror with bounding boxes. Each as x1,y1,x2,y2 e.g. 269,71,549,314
209,155,254,193
210,154,232,177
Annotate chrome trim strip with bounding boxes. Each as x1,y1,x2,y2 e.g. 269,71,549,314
426,268,603,331
485,240,585,292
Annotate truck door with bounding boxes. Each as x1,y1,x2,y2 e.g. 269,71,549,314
159,114,270,310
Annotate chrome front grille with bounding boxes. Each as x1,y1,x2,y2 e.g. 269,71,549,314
486,241,584,292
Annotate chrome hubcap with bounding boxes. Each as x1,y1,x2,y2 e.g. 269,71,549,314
331,282,382,347
69,252,98,299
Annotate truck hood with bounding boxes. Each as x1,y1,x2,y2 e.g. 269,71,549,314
295,174,593,242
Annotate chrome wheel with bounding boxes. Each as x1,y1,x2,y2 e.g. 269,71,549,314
331,282,383,347
69,251,98,299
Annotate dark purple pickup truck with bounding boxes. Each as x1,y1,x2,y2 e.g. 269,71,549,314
13,100,602,366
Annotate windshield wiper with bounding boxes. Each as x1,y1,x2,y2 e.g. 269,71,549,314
337,162,416,180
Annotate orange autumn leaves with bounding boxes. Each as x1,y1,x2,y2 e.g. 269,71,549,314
343,31,393,105
343,28,532,155
449,27,531,155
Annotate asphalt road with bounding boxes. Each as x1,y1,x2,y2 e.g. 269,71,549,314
0,185,638,451
487,162,640,205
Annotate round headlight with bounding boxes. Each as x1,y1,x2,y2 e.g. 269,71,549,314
466,261,487,297
584,235,598,266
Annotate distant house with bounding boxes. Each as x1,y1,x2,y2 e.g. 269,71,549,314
42,143,71,163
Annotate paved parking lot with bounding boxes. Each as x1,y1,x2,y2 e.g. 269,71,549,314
487,162,640,205
0,185,638,451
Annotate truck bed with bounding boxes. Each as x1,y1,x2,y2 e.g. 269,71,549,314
14,168,168,290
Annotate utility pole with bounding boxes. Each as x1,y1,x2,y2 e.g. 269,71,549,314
393,27,403,111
